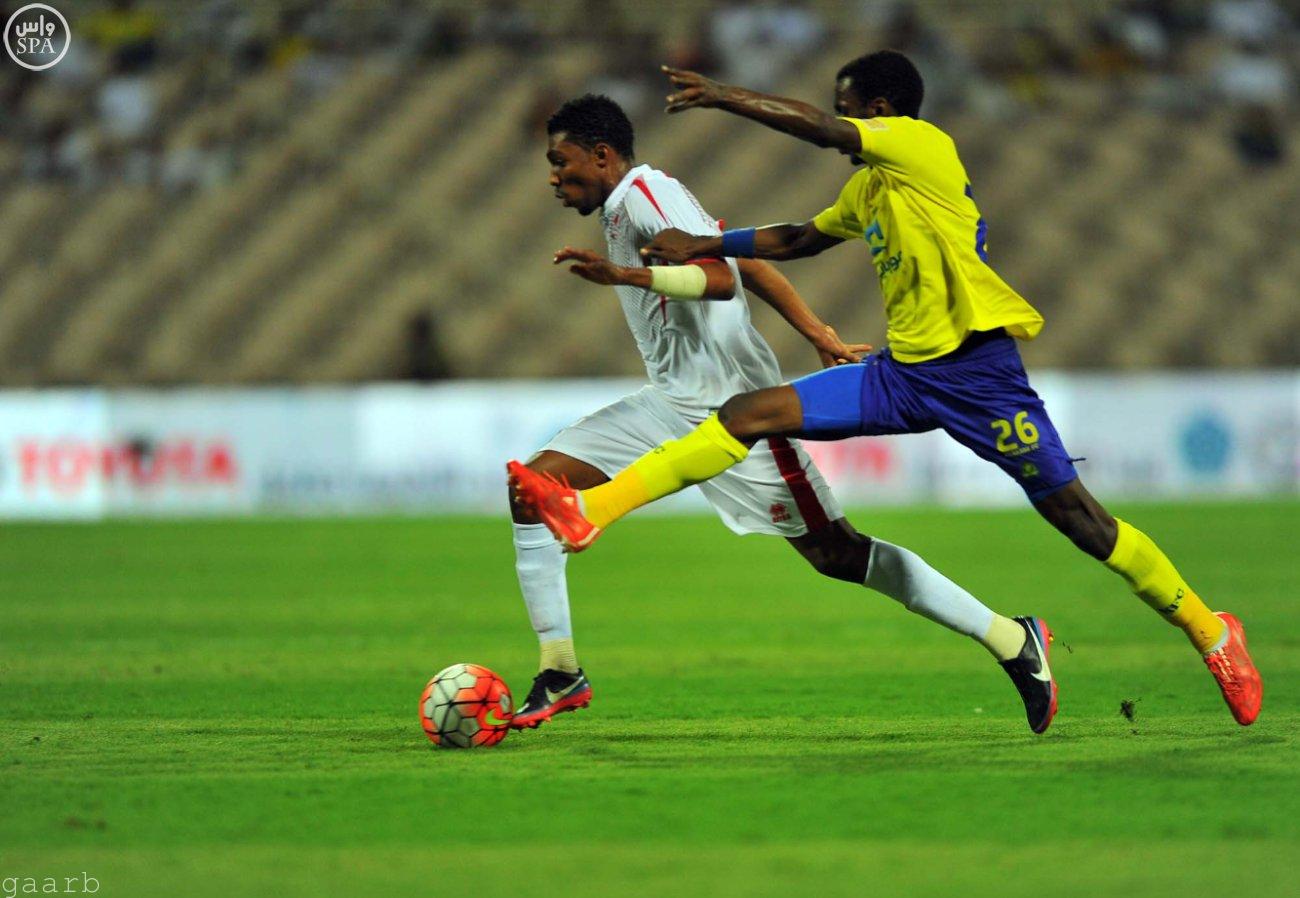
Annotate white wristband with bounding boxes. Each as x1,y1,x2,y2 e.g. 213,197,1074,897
648,265,708,300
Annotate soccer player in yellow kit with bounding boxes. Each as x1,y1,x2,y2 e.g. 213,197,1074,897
511,51,1263,726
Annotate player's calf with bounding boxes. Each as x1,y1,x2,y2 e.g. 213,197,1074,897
789,520,873,584
1032,479,1118,560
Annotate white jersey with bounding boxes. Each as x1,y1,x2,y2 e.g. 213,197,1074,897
600,164,784,413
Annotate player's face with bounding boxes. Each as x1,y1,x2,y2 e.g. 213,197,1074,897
834,79,871,120
547,135,605,216
833,81,870,167
834,78,900,167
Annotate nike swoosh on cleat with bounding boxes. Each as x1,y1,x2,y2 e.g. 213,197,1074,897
545,682,585,704
1026,624,1053,683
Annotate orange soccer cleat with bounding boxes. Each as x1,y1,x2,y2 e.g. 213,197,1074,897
507,460,603,552
1203,612,1262,726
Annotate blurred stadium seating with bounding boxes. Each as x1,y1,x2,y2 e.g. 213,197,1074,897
1,0,1296,386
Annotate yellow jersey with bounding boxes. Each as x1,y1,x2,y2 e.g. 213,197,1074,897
812,116,1043,363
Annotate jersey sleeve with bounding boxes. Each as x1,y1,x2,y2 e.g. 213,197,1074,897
812,173,865,240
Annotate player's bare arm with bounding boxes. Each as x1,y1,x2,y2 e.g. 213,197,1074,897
661,66,861,153
735,259,869,366
554,246,736,300
641,222,841,264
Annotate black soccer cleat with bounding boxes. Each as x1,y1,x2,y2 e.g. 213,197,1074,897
510,668,592,730
999,616,1058,734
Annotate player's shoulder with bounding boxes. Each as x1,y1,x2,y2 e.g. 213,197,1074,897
845,114,949,146
874,116,955,147
603,164,661,215
915,118,958,154
625,165,718,232
856,116,961,177
625,166,688,209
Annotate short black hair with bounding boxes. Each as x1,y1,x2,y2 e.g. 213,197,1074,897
836,50,924,118
546,94,635,159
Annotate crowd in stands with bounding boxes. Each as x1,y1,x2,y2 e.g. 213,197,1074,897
0,1,1294,384
2,0,476,191
2,0,1294,196
849,0,1296,168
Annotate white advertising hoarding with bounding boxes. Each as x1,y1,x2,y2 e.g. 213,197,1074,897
0,374,1294,519
0,390,108,519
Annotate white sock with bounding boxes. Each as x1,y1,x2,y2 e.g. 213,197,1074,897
863,539,995,640
512,522,574,662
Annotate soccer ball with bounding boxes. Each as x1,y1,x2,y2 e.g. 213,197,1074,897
420,663,513,748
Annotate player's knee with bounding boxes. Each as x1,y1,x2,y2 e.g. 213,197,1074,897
717,394,763,441
718,388,796,443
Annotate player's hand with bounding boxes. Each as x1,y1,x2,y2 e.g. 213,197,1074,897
814,325,871,368
554,246,630,286
662,66,727,114
640,228,707,264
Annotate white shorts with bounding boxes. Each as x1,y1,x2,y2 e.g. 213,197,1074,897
542,386,843,538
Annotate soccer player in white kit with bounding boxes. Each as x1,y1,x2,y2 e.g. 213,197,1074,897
507,95,1057,733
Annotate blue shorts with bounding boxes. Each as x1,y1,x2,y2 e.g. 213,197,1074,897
790,332,1077,501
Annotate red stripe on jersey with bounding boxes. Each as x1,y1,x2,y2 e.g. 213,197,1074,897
635,177,670,322
632,177,670,223
768,438,831,532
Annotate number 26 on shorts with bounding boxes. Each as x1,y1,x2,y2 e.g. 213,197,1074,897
991,411,1039,454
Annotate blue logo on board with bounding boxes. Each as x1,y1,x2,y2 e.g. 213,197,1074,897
1179,413,1232,475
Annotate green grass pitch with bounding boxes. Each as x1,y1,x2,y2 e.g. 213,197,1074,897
2,501,1297,896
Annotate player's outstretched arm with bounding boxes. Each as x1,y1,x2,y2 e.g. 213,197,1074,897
735,259,870,366
661,66,860,153
642,221,841,264
554,247,735,300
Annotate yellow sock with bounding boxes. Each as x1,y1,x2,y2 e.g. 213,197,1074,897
580,414,749,529
539,637,579,673
1104,519,1225,653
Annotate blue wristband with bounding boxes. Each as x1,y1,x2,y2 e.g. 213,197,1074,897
720,227,757,258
